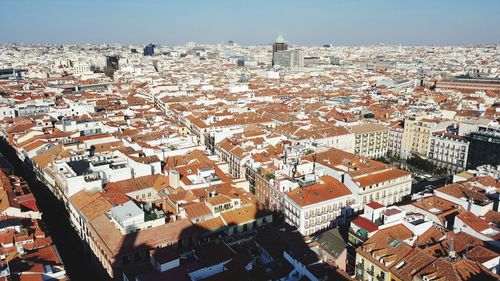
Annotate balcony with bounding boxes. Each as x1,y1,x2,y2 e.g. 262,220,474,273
349,229,368,245
355,262,364,270
367,268,374,276
355,262,365,280
356,273,365,281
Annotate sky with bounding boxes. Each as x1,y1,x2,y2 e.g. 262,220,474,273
1,0,499,46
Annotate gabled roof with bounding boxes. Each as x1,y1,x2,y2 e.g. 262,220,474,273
105,174,169,194
21,139,48,152
286,176,351,207
416,257,499,281
351,216,378,233
206,194,232,207
220,204,271,226
436,183,489,203
314,228,346,259
357,224,413,270
89,214,196,258
70,190,114,221
389,247,436,281
31,145,71,169
183,202,211,219
457,211,492,233
366,201,384,209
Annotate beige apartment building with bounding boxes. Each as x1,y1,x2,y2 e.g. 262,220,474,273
401,116,454,159
351,123,389,159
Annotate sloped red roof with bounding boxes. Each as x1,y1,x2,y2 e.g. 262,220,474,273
351,216,378,233
366,201,384,209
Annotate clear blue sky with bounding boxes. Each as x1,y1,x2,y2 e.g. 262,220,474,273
1,0,499,45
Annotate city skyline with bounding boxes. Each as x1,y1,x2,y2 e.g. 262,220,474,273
0,2,499,281
1,0,500,45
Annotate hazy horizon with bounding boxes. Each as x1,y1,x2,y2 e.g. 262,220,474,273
1,0,499,46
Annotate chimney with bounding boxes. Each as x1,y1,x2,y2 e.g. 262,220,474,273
169,170,180,189
449,236,456,259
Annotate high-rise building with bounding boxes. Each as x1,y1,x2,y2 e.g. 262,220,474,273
465,128,500,169
272,33,288,66
273,50,304,68
143,43,155,56
291,50,304,67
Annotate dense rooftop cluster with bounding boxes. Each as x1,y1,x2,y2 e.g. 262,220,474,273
0,41,498,281
0,156,67,280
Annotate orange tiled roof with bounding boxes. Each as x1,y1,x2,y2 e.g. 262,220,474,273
183,202,211,219
286,176,351,207
220,204,270,226
106,174,170,194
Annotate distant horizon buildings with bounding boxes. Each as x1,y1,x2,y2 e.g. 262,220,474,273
0,39,499,281
2,41,500,49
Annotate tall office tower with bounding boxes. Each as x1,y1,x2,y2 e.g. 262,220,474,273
272,33,288,66
143,44,155,56
291,49,304,67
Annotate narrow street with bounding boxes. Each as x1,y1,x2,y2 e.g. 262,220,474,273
0,140,103,281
